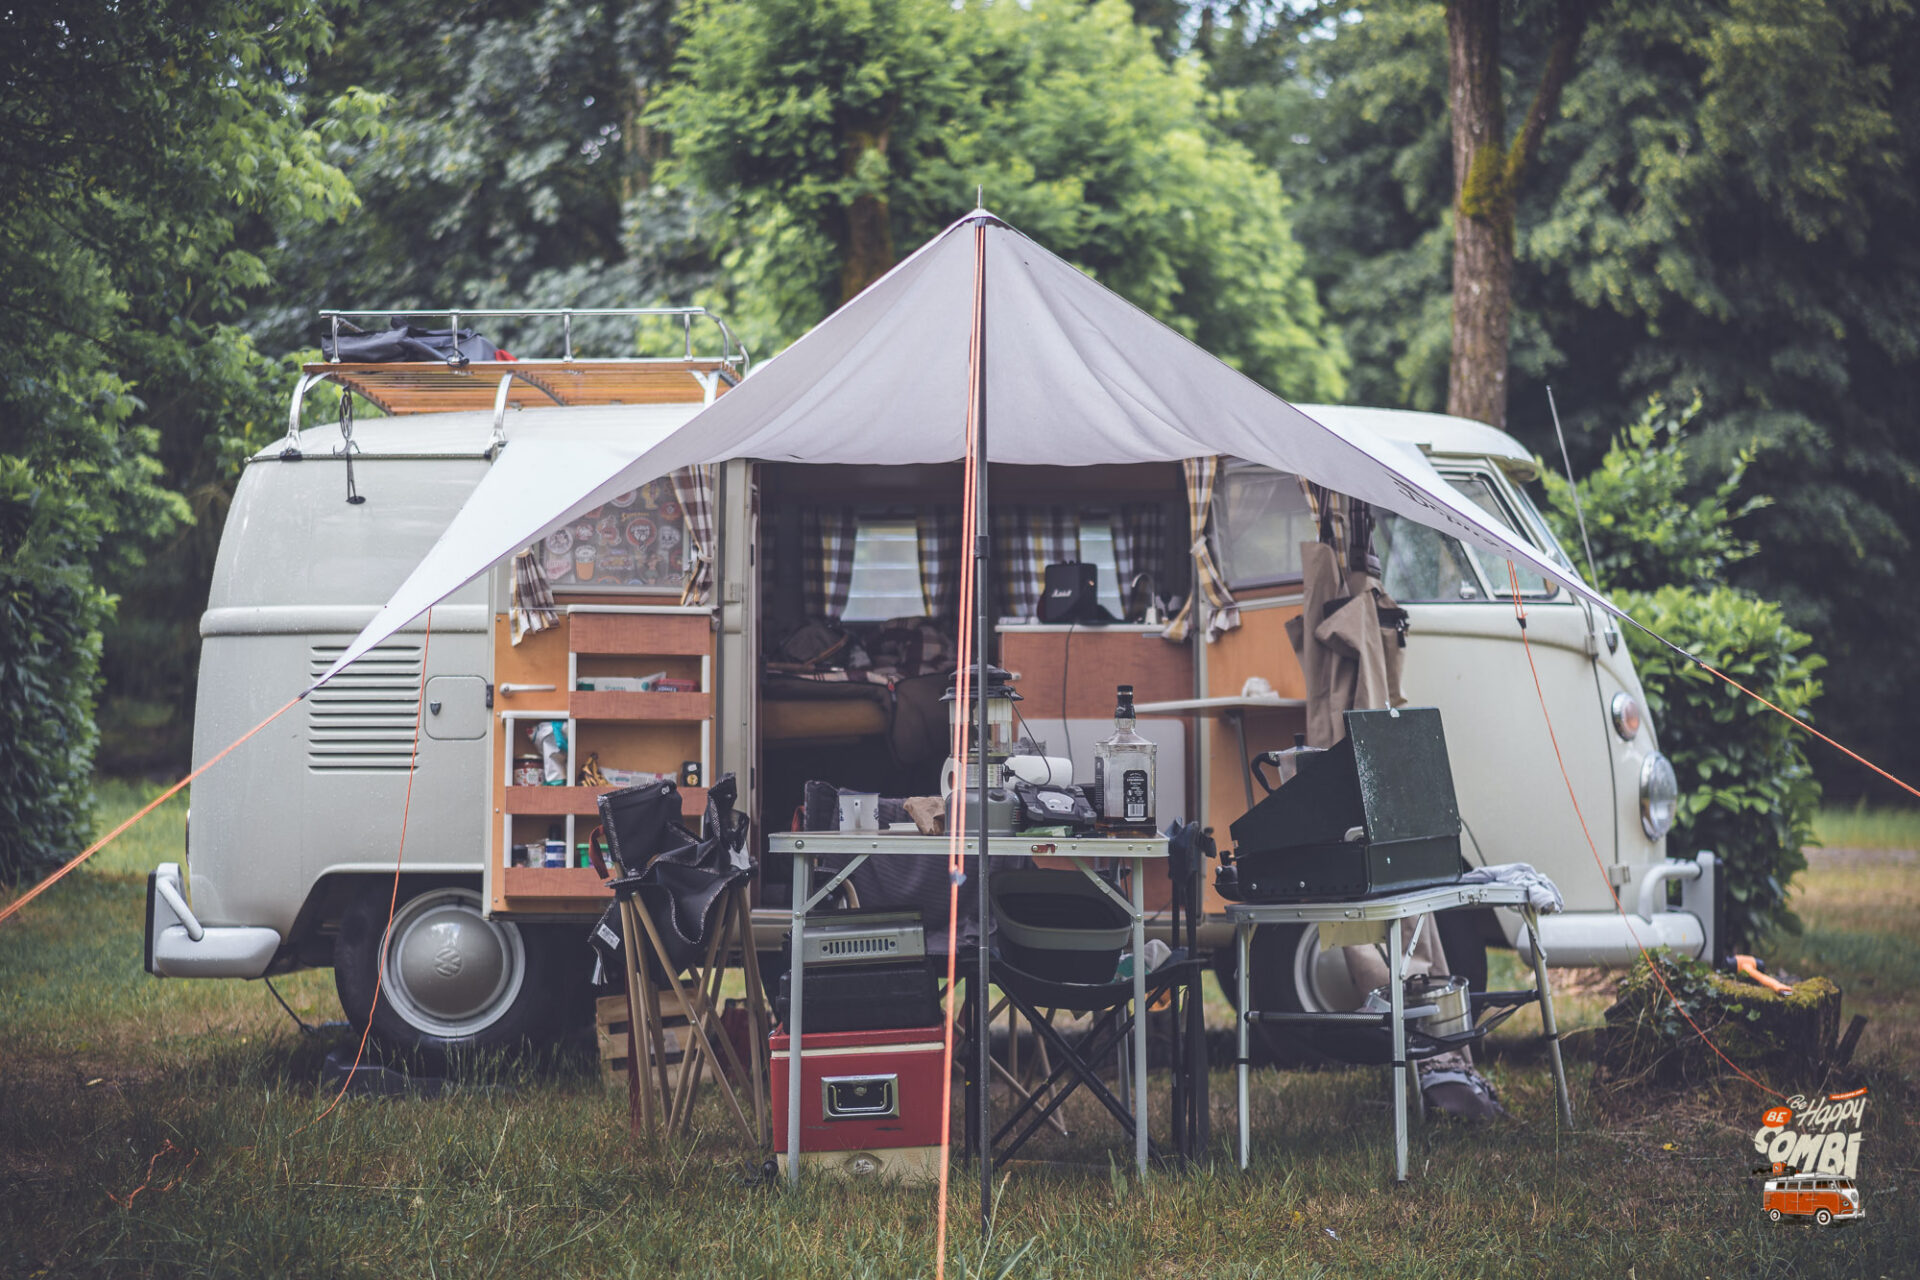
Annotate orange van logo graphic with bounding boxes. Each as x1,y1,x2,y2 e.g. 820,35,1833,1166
1752,1088,1868,1227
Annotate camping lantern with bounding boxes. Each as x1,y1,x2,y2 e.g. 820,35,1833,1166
942,663,1020,834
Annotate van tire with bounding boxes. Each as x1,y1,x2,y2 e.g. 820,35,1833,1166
334,883,558,1061
1769,1208,1782,1222
1815,1208,1832,1226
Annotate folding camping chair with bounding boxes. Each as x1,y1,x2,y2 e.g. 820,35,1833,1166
962,821,1212,1169
591,777,771,1147
964,953,1207,1169
615,883,768,1144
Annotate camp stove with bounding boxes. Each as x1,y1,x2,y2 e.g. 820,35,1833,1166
1216,707,1464,902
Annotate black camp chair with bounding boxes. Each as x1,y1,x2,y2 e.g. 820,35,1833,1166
589,776,770,1144
964,951,1208,1169
962,824,1213,1169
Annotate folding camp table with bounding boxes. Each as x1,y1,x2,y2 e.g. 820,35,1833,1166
769,831,1165,1183
1229,881,1575,1182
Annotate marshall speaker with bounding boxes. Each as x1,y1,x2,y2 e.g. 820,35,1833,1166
1038,562,1102,624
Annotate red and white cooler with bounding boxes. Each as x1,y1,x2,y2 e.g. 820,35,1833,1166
770,1024,947,1181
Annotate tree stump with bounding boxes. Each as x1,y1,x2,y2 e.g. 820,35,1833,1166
1591,950,1845,1089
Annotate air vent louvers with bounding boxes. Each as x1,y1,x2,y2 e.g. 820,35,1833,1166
306,642,423,772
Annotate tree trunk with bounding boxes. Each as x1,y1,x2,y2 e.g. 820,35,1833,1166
837,126,896,305
839,193,895,304
1446,0,1511,430
1446,0,1589,431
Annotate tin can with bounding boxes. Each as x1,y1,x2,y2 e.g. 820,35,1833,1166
543,839,567,869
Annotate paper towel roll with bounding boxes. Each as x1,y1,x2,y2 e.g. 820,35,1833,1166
1006,755,1075,787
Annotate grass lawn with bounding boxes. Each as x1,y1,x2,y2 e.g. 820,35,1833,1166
2,786,1916,1277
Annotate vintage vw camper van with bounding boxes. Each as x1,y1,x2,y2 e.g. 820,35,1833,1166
1763,1174,1863,1226
146,307,1715,1054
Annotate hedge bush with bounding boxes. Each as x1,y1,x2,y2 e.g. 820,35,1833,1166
1543,399,1823,951
1,462,110,886
1615,585,1823,945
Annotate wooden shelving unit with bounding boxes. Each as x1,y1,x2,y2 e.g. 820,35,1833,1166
568,690,711,721
490,603,716,915
505,784,710,817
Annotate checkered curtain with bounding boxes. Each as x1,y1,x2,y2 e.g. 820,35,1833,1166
917,506,963,620
1112,503,1166,596
1161,457,1241,641
509,550,559,645
672,465,717,606
803,506,859,620
989,507,1078,620
1036,505,1077,578
991,507,1035,620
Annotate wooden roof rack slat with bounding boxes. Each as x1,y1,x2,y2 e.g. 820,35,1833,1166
284,306,749,434
298,359,741,416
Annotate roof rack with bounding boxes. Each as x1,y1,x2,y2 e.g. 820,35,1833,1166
283,307,748,454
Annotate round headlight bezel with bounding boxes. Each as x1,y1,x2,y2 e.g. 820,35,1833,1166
1640,751,1678,840
1611,691,1642,740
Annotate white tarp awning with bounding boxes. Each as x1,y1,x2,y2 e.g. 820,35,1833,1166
312,211,1605,690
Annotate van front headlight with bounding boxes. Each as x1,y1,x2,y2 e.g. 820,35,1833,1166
1640,752,1679,839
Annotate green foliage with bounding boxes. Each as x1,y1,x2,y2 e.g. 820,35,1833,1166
0,2,367,874
0,465,109,887
1240,0,1920,794
262,0,713,351
1617,585,1823,947
654,0,1348,399
1538,396,1764,592
1541,405,1823,948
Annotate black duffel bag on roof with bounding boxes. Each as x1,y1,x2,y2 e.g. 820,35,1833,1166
320,320,499,364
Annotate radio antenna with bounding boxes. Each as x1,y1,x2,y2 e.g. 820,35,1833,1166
1547,386,1600,586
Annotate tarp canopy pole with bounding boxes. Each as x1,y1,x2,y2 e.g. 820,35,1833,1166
970,218,994,1232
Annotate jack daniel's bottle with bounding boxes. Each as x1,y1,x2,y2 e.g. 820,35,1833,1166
1093,684,1156,832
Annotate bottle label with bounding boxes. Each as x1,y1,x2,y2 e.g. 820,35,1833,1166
1123,770,1149,823
1092,757,1106,816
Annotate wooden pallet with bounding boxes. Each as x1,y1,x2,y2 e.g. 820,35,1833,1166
595,991,687,1088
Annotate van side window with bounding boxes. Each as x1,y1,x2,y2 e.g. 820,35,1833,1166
1447,474,1560,599
532,476,688,592
1373,516,1483,602
1213,462,1313,589
1074,516,1127,618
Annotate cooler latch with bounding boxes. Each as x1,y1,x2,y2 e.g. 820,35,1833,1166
822,1074,898,1120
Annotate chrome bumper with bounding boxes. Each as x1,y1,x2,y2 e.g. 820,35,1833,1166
145,863,281,979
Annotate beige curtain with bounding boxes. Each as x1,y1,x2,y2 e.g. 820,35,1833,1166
1160,456,1240,642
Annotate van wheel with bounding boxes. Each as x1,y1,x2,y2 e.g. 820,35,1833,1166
1815,1208,1832,1226
1249,923,1369,1013
1207,925,1372,1066
334,884,557,1060
1768,1208,1782,1223
1212,925,1365,1015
